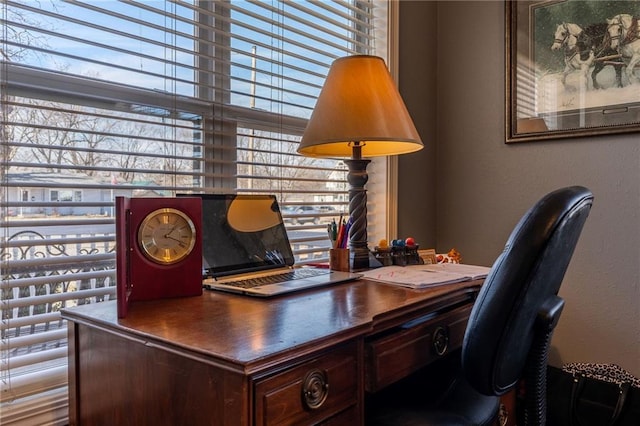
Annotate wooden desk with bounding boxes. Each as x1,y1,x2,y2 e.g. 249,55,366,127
62,278,481,425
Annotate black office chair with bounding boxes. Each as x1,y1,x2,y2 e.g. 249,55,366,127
367,186,594,426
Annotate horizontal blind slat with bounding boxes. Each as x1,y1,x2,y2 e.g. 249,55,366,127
0,366,67,403
2,270,115,290
1,347,68,370
2,253,114,269
2,287,116,310
2,218,114,227
0,312,63,331
2,235,113,247
1,328,67,351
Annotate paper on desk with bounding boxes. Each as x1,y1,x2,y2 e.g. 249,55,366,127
421,263,491,280
361,265,472,289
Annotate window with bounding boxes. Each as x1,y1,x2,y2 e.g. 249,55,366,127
1,1,391,423
50,190,81,203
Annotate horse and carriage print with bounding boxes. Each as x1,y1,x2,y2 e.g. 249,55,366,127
507,0,640,141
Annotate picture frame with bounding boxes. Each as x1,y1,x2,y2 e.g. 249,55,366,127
418,249,437,265
505,0,640,143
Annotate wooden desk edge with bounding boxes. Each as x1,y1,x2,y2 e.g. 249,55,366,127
61,278,483,375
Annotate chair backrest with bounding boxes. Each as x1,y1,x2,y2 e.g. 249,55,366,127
462,186,594,396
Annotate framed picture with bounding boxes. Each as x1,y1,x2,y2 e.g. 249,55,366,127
506,0,640,143
418,249,437,265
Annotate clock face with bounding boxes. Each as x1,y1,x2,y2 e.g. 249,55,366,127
137,208,196,265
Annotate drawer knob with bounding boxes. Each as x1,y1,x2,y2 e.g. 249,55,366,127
302,369,329,410
433,326,449,356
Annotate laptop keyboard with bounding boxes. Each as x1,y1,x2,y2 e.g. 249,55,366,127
222,268,330,289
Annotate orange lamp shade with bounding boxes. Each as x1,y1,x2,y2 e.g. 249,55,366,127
297,55,423,158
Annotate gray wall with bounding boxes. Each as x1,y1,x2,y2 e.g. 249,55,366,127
398,1,640,376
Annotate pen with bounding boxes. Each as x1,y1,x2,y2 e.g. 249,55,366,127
333,219,338,240
341,218,351,249
328,218,339,248
331,219,338,247
335,219,345,249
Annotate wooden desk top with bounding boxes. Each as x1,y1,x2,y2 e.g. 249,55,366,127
62,279,481,374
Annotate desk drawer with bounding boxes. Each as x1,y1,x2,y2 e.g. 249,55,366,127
365,304,472,392
254,342,360,426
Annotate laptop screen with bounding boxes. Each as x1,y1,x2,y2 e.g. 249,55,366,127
182,194,295,277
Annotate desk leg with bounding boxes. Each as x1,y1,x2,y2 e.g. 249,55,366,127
66,321,79,426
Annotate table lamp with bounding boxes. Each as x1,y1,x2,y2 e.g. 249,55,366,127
297,55,423,270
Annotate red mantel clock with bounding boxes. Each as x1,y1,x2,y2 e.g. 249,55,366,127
115,196,203,318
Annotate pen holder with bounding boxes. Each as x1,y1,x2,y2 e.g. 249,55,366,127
330,248,350,272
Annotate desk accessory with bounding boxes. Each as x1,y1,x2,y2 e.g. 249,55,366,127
373,237,424,266
373,239,393,266
329,248,350,272
115,196,203,318
297,55,423,270
418,248,438,265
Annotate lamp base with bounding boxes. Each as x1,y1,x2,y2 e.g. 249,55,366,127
344,154,379,272
350,248,382,271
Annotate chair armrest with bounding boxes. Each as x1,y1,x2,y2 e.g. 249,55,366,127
536,296,565,331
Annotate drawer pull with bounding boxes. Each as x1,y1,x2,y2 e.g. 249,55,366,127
433,326,449,356
302,369,329,410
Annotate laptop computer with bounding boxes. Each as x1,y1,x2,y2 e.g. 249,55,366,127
184,194,361,296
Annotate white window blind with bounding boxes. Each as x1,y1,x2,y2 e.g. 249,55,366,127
1,1,389,423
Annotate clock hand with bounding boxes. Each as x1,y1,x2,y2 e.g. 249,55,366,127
163,225,180,240
163,233,184,244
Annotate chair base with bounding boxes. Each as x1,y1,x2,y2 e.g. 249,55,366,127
366,352,500,426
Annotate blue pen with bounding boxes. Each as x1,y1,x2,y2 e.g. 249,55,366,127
341,218,351,249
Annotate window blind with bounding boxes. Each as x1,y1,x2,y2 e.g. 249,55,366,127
1,1,389,423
